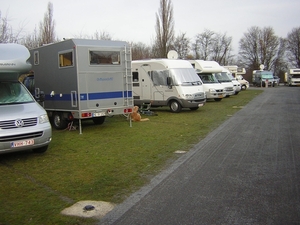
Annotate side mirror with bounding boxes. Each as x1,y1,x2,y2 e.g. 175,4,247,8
167,77,172,89
35,88,45,102
39,91,45,102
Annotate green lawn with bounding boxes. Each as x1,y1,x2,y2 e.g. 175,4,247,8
0,89,263,225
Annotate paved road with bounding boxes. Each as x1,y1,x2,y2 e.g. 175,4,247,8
99,86,300,225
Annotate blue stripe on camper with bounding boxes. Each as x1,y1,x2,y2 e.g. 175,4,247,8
45,91,132,101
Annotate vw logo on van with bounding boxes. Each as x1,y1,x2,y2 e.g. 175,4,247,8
15,119,25,128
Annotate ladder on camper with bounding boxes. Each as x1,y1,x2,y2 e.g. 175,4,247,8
123,45,133,107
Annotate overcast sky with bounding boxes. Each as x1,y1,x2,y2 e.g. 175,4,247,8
1,0,299,53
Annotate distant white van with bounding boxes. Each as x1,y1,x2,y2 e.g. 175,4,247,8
221,67,241,95
0,43,52,154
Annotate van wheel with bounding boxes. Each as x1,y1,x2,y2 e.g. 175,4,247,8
52,112,68,130
241,85,247,90
32,145,48,153
214,98,222,101
92,116,106,125
169,100,182,113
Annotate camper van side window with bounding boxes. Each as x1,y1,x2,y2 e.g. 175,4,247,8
59,51,73,67
89,51,120,65
150,70,169,86
132,72,139,82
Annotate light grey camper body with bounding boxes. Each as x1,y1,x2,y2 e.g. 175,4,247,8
28,39,133,132
0,43,52,154
132,59,206,113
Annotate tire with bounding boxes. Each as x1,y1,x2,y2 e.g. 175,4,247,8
214,98,222,101
52,112,68,130
92,116,106,125
241,85,246,90
169,100,182,113
32,145,48,153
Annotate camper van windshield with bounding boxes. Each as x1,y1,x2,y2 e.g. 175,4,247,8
261,73,273,79
170,68,202,86
215,72,232,82
227,73,236,81
198,73,219,83
0,82,34,105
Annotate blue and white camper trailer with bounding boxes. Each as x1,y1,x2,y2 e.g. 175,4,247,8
26,39,133,133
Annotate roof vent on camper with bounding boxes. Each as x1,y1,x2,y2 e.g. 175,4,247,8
167,50,178,59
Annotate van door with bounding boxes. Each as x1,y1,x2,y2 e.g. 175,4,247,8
139,65,152,100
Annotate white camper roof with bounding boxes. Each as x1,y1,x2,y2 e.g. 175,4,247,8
223,65,238,73
0,43,31,73
132,59,193,69
289,68,300,74
190,60,223,73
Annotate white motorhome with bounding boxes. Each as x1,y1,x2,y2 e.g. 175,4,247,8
189,60,225,101
0,43,52,154
132,59,206,112
287,68,300,86
25,39,133,133
192,60,234,97
223,66,249,90
221,67,241,95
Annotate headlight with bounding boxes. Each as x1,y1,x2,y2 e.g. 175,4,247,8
39,114,49,124
209,88,216,93
184,94,193,99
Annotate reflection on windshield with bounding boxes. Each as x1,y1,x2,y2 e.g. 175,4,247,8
261,74,274,79
169,68,202,86
198,73,219,83
215,72,232,82
227,73,236,81
259,71,273,79
0,82,34,105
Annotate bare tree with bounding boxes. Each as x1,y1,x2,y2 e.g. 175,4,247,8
21,27,40,49
0,11,17,43
94,30,112,40
153,0,174,58
193,29,215,60
172,32,190,59
286,27,300,68
272,37,288,78
131,42,152,60
192,29,233,64
210,32,233,65
39,2,56,45
239,26,280,71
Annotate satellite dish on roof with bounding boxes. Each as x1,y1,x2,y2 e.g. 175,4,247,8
259,64,265,71
167,50,178,59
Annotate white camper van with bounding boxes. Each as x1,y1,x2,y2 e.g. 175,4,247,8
0,43,52,154
25,39,133,133
191,60,234,97
223,65,249,90
287,68,300,86
132,59,206,112
221,67,241,95
189,60,226,101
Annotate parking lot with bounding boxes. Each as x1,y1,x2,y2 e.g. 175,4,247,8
100,86,300,225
